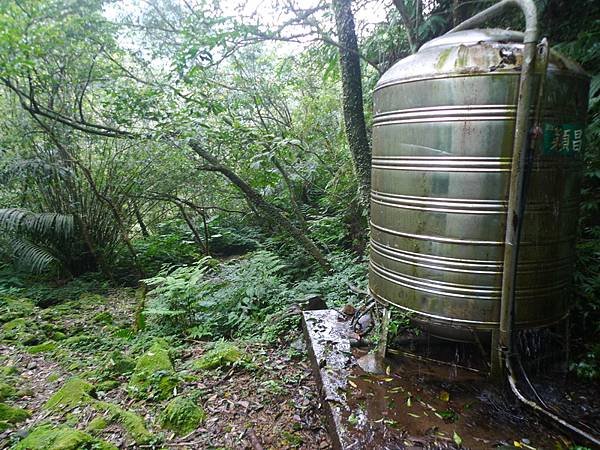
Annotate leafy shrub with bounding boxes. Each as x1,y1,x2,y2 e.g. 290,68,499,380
570,344,600,381
0,209,74,274
132,228,201,277
145,251,291,339
291,251,368,308
206,216,261,256
143,257,215,332
308,215,348,249
554,21,600,378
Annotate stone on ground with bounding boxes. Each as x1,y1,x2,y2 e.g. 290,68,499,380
44,377,94,411
0,402,30,425
128,340,179,400
193,341,242,370
159,396,205,435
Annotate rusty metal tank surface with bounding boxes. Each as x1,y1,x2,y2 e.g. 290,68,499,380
369,29,589,341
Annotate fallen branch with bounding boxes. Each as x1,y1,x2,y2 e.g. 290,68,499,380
247,429,264,450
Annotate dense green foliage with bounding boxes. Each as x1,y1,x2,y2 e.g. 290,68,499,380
143,250,367,340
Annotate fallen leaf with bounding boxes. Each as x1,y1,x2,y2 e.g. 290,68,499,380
453,431,462,446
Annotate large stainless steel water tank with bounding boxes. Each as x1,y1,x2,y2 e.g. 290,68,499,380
369,29,589,341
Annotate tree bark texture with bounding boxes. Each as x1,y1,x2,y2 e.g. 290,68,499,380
332,0,372,211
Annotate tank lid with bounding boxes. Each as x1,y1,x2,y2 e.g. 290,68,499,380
419,28,524,52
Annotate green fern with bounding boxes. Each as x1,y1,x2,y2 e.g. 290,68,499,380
9,237,58,273
0,208,74,239
0,208,74,273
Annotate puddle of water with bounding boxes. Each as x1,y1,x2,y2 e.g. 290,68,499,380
343,348,572,449
304,311,598,449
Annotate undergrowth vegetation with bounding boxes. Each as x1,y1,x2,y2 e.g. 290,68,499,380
143,250,368,341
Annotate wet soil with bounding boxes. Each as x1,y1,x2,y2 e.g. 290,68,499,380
343,344,599,449
304,309,598,449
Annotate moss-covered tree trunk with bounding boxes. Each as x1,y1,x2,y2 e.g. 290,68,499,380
332,0,371,212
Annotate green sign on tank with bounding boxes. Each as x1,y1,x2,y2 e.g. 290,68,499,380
542,123,585,156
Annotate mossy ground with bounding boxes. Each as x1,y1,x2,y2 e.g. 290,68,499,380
12,424,117,450
0,288,329,449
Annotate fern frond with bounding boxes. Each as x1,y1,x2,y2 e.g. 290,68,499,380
9,237,58,273
0,208,74,239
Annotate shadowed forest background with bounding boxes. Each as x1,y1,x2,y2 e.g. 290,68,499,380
0,0,598,448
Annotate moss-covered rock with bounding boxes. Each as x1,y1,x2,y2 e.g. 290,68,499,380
193,342,242,370
12,424,117,450
158,397,205,436
44,377,94,411
93,312,113,325
105,351,136,376
16,387,34,398
43,379,154,445
1,366,18,376
0,402,30,423
94,401,154,445
26,340,57,354
0,382,16,401
96,380,120,392
47,373,60,383
61,334,100,350
52,331,67,341
1,318,27,339
0,296,35,324
86,416,108,433
1,317,46,345
128,341,178,400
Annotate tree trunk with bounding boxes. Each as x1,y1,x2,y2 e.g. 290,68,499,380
177,203,208,254
190,141,331,272
200,210,210,256
77,163,145,278
331,0,371,211
132,202,149,237
392,0,418,53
